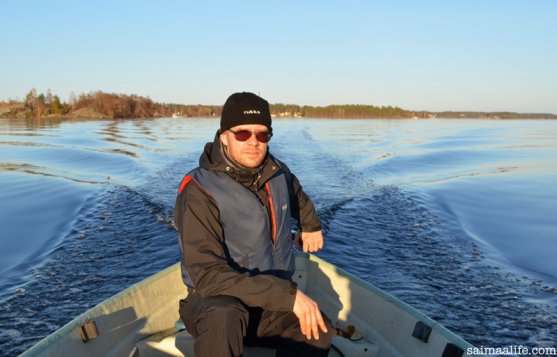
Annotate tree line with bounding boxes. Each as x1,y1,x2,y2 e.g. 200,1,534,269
19,89,220,119
18,89,412,119
24,89,67,117
272,104,408,118
3,88,556,120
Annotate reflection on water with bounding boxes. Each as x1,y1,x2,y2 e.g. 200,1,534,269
0,117,556,354
0,162,108,184
0,141,59,147
0,116,68,131
99,147,139,158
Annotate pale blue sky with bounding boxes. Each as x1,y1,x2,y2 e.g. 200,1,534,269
1,0,556,113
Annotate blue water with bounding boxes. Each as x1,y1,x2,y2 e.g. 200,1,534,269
0,117,556,355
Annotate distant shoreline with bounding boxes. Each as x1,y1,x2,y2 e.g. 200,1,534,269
2,104,556,120
2,102,556,120
1,89,556,120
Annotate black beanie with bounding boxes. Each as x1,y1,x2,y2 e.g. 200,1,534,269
220,92,272,132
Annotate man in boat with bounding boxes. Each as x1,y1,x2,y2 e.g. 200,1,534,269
174,92,335,356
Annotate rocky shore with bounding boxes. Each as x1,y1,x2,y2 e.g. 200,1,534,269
0,104,26,119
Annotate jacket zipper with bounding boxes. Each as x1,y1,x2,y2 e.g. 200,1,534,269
265,182,277,243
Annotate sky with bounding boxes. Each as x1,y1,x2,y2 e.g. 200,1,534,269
1,0,556,113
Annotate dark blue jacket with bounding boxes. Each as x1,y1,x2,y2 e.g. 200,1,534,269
180,166,295,288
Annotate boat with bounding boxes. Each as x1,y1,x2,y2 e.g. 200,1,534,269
21,253,477,356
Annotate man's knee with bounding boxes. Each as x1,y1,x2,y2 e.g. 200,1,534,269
192,295,249,336
181,296,249,357
205,298,247,325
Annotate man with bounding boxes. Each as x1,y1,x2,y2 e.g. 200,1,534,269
174,92,335,356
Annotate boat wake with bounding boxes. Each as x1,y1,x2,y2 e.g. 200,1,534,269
278,124,557,349
0,179,181,356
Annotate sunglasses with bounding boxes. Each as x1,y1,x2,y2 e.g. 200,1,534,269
228,128,273,143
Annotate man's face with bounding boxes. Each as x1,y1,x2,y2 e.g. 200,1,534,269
220,124,270,168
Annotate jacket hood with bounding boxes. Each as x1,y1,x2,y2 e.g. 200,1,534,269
198,131,227,172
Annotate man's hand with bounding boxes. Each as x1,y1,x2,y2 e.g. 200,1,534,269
294,230,324,253
292,290,328,340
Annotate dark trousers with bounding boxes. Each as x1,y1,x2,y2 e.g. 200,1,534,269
179,293,336,357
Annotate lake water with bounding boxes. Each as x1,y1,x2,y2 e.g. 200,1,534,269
0,117,556,355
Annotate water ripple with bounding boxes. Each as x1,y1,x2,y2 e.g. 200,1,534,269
0,162,108,185
2,118,557,355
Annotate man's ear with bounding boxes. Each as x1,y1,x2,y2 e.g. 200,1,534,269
220,130,229,147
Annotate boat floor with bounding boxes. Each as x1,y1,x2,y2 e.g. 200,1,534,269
133,326,377,357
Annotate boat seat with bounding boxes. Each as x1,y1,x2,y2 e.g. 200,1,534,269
134,319,377,357
133,328,377,357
